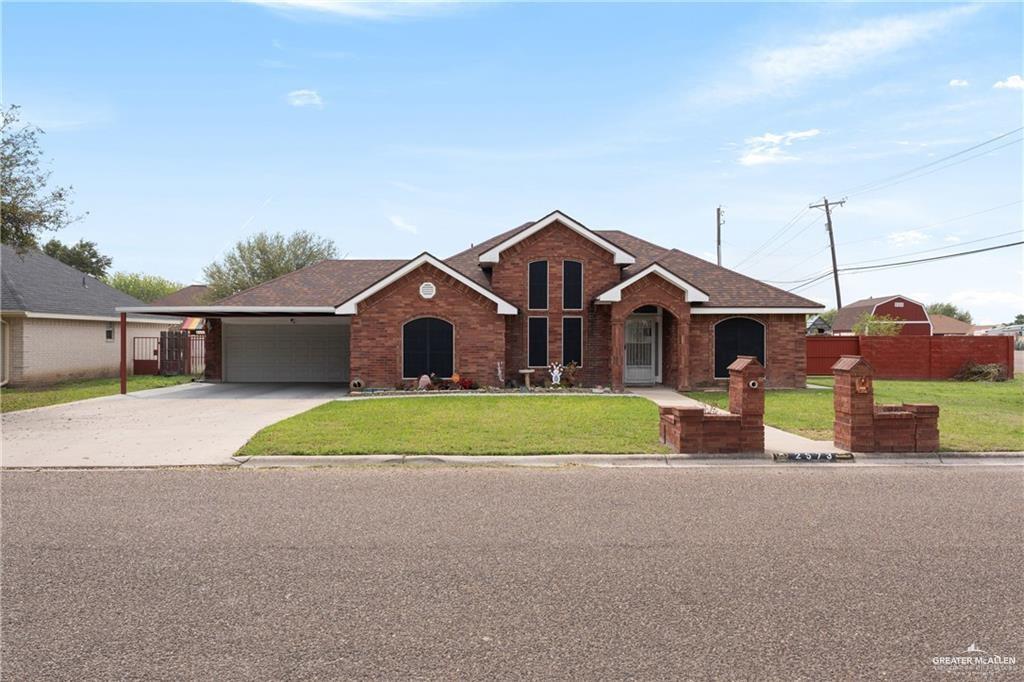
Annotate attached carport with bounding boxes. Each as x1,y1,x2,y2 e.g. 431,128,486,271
114,305,350,392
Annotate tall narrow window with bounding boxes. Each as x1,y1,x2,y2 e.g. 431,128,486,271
562,317,582,366
403,317,454,378
528,261,548,310
105,322,115,342
563,260,583,310
528,317,548,367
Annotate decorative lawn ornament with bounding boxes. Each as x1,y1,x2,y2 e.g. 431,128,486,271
496,361,504,385
548,362,564,385
418,374,432,390
350,377,364,390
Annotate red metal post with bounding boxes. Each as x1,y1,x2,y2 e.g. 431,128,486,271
119,312,127,395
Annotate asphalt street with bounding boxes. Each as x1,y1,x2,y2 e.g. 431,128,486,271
2,466,1021,680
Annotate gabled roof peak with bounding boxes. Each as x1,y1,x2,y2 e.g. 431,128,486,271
477,210,635,266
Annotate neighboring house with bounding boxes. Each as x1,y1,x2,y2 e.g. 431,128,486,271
152,284,210,332
121,211,823,390
832,295,932,336
0,244,174,386
929,313,974,336
806,314,832,336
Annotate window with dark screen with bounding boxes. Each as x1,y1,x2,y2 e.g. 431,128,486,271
528,261,548,310
403,317,454,378
562,317,582,366
528,317,548,367
563,260,583,310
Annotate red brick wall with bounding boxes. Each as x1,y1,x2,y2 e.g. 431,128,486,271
490,221,622,386
350,263,506,387
688,314,806,388
610,275,691,390
808,335,1015,379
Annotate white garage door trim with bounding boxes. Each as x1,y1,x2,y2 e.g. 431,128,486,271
222,318,349,383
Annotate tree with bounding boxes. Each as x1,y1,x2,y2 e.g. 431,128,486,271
106,272,183,304
852,313,902,336
1009,314,1024,326
818,309,837,326
926,302,972,324
42,238,112,278
1,105,84,251
202,230,337,301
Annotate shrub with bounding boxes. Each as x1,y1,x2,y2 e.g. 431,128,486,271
953,361,1008,382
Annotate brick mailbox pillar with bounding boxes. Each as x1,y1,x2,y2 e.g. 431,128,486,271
832,355,875,452
727,355,765,453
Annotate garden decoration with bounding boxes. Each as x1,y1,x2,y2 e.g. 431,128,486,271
417,374,432,390
496,361,504,385
548,362,564,385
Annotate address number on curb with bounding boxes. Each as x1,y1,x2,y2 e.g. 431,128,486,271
784,453,837,462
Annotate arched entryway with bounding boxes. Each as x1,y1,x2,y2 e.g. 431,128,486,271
714,317,765,379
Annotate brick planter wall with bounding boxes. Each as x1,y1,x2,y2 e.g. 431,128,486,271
659,356,766,454
832,355,940,452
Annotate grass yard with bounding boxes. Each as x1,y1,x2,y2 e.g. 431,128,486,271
0,375,194,413
687,377,1024,452
239,395,669,456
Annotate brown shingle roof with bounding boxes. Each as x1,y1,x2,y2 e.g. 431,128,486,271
151,284,210,306
202,220,823,310
216,260,407,306
930,313,973,335
596,230,821,308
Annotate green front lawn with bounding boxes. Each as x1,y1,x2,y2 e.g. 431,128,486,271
239,395,669,456
687,377,1024,452
1,375,194,413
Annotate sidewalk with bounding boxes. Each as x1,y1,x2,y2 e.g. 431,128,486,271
628,386,844,455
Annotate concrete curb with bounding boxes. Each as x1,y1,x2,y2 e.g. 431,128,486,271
237,453,1024,469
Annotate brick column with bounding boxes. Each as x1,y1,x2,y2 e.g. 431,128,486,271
675,315,691,392
204,318,223,381
832,355,874,451
727,356,765,453
611,318,625,391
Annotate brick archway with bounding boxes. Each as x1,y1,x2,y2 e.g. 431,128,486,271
609,276,691,391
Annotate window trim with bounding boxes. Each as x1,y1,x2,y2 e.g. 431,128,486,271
712,316,767,380
562,259,584,311
527,260,549,311
527,316,549,368
400,316,455,380
561,315,584,368
105,322,115,343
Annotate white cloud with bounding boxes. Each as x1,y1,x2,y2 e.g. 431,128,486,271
242,0,452,20
389,215,418,234
704,5,981,103
948,79,969,87
943,235,962,243
287,89,323,108
887,230,929,246
738,129,820,166
993,74,1024,90
949,289,1024,308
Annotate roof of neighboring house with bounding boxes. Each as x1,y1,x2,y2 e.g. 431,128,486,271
832,295,924,332
151,284,210,306
929,313,974,335
1,244,166,321
208,215,823,310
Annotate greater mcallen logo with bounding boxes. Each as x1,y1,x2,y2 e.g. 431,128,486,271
932,643,1017,674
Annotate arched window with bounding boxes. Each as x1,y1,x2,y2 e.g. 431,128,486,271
714,317,765,378
403,318,454,379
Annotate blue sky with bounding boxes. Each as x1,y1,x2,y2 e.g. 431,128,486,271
5,1,1022,323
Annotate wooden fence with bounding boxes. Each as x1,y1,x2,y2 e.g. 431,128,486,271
806,335,1015,379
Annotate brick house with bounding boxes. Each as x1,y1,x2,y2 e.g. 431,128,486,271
120,211,823,390
832,295,932,336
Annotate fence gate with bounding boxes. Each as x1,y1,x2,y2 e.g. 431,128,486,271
159,331,190,375
133,337,160,375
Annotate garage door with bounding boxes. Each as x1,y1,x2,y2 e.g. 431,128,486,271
223,322,348,382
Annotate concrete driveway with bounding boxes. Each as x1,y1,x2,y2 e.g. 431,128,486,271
1,383,343,468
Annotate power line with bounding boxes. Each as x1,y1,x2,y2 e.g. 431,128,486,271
837,126,1024,197
732,206,811,269
787,240,1023,293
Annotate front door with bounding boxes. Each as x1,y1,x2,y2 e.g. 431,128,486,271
624,317,657,385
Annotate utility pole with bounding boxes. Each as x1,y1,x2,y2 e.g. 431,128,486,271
716,206,724,266
809,197,846,309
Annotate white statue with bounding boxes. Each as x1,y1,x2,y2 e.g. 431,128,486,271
496,361,504,385
548,362,563,385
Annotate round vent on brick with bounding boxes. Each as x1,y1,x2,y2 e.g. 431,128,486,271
419,282,437,300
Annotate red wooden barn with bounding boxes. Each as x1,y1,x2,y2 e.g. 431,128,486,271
832,295,931,336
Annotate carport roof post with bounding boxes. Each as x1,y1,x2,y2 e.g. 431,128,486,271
120,312,127,395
